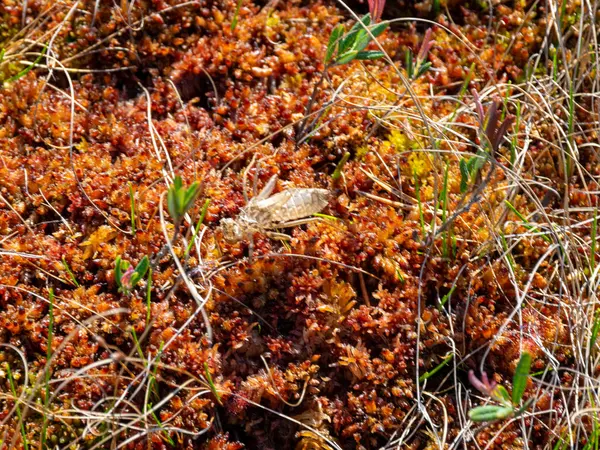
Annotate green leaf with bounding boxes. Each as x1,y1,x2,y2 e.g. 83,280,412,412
369,21,388,38
471,150,487,174
177,186,186,213
512,352,532,404
115,256,124,290
134,256,150,279
459,158,469,193
468,405,514,422
356,51,386,61
415,61,432,79
354,29,371,53
339,20,388,62
338,33,356,56
335,50,358,66
405,49,413,79
348,13,371,35
439,285,456,308
492,385,512,404
167,188,178,222
339,14,371,56
325,24,345,64
186,198,212,256
130,273,141,288
513,398,534,418
184,182,200,212
467,153,486,175
62,256,80,287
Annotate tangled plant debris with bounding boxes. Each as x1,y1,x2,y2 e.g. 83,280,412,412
0,0,599,449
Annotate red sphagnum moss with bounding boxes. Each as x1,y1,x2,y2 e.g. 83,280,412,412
0,0,597,449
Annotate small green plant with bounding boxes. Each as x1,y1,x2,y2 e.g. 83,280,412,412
459,90,514,193
297,14,388,143
468,352,533,422
405,28,432,80
324,14,388,66
167,176,200,225
459,155,483,194
1,43,47,86
115,255,150,294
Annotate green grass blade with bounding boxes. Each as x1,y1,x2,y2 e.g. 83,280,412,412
4,44,47,85
41,288,54,449
130,328,146,368
204,362,222,405
419,353,453,382
148,403,175,446
62,256,79,287
332,152,350,181
512,352,532,404
146,267,153,327
439,285,456,309
186,199,211,256
590,312,600,354
504,200,551,243
231,0,243,31
7,364,29,450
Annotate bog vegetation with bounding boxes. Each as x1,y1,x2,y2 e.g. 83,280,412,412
0,0,598,449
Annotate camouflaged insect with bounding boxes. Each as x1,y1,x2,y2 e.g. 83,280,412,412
221,175,330,245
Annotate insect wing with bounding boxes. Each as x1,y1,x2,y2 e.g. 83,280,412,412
258,188,330,222
250,189,295,223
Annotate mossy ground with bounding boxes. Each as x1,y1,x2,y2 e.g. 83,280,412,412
0,0,598,449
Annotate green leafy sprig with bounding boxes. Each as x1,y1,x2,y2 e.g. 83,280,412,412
115,255,150,295
325,14,388,66
167,176,200,225
468,352,533,422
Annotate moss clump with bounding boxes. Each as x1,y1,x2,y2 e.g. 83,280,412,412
0,0,596,449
